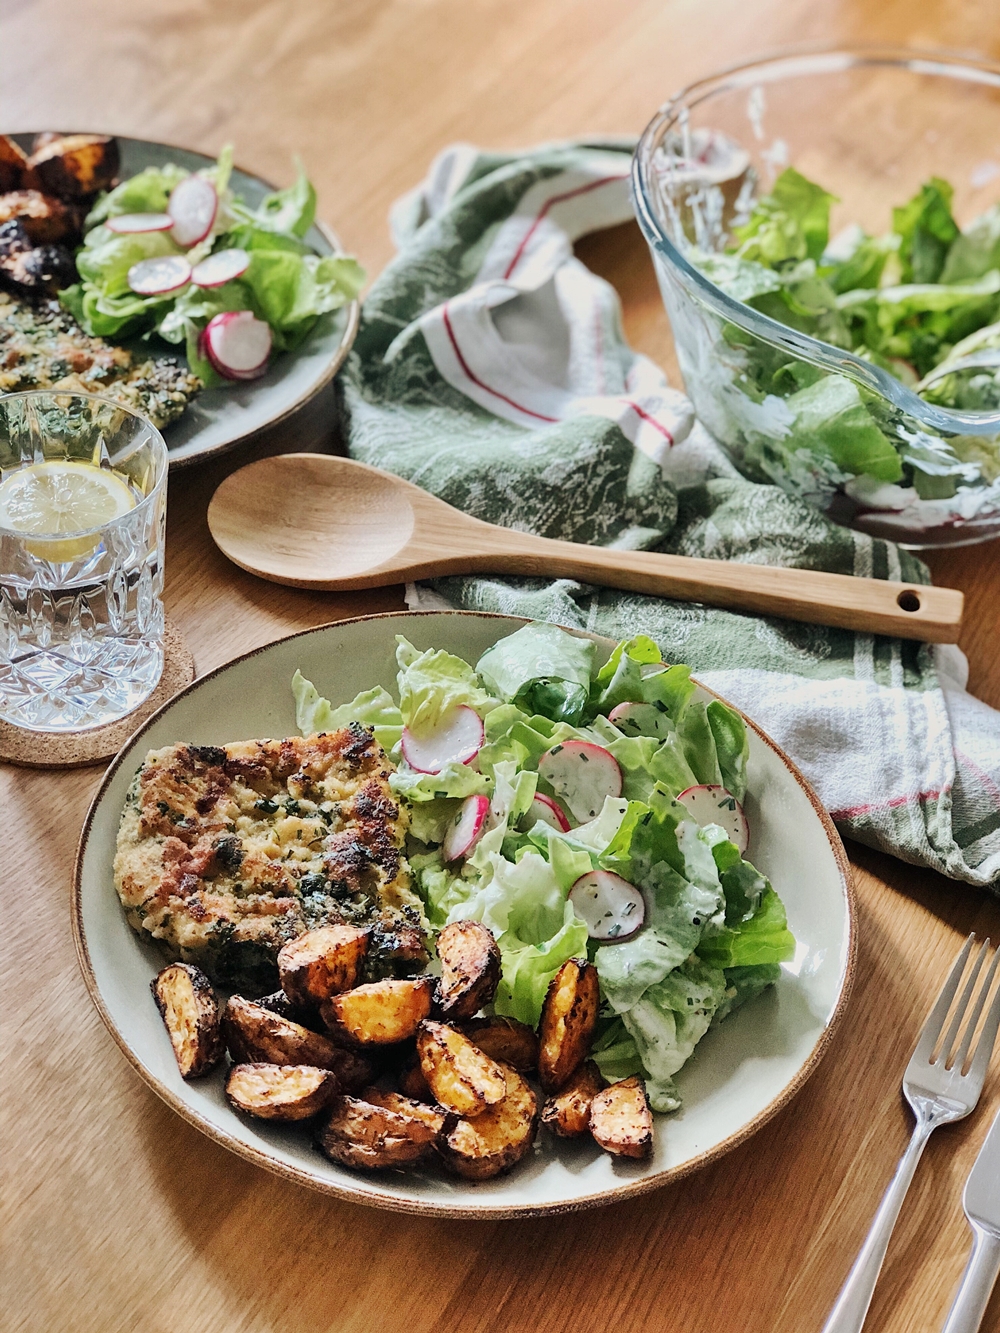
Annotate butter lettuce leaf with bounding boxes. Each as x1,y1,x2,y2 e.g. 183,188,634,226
477,621,595,725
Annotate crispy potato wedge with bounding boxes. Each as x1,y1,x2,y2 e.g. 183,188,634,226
398,1057,434,1101
589,1075,653,1159
537,957,600,1092
150,962,224,1078
316,1094,440,1170
27,134,119,199
254,989,323,1030
0,136,28,193
461,1015,539,1072
437,1064,539,1181
417,1019,507,1117
278,924,370,1007
434,920,501,1019
321,977,433,1045
0,191,77,244
225,1063,338,1122
223,995,345,1069
360,1087,447,1134
541,1060,606,1138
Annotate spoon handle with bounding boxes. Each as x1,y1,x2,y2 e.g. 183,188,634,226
475,533,962,642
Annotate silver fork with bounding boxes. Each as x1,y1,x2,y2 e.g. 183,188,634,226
822,934,1000,1333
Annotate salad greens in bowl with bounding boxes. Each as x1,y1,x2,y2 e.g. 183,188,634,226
74,611,853,1215
633,48,1000,547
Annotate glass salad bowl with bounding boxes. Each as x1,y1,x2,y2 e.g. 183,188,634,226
633,47,1000,548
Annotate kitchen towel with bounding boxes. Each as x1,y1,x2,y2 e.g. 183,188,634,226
341,140,1000,889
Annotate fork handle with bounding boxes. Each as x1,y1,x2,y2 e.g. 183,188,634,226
941,1226,1000,1333
821,1116,937,1333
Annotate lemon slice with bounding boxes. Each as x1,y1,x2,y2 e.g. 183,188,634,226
0,460,136,560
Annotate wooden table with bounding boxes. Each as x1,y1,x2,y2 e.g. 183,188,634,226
5,3,1000,1330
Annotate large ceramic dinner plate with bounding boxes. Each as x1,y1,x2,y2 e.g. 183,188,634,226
11,134,360,468
74,612,855,1217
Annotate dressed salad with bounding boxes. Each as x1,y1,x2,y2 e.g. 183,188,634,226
59,146,364,386
292,623,796,1113
684,164,1000,519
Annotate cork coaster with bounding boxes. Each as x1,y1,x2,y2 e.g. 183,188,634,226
0,620,195,770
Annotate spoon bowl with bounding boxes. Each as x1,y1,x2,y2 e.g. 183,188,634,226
207,453,964,642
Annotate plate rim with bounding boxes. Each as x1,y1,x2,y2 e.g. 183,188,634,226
72,609,856,1218
8,131,361,471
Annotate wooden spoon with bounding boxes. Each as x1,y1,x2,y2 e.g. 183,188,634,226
207,453,963,642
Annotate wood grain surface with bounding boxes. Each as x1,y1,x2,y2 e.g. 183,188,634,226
4,2,1000,1331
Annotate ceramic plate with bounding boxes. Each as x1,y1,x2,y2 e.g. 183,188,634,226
11,134,360,468
74,612,855,1217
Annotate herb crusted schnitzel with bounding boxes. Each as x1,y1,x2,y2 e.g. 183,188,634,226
114,726,425,994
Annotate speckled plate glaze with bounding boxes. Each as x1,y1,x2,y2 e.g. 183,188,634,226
73,612,855,1218
12,134,360,469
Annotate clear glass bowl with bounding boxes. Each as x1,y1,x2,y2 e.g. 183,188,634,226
633,47,1000,548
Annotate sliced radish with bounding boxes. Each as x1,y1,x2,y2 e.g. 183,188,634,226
127,254,191,296
442,794,491,862
608,701,672,740
191,247,250,288
538,740,622,823
676,784,749,854
569,870,645,942
168,174,218,247
524,792,572,833
399,705,484,774
202,310,272,381
105,212,173,234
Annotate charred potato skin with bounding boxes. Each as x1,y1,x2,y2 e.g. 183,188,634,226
278,924,370,1007
398,1057,434,1102
27,134,120,200
417,1020,507,1117
320,976,433,1046
254,989,324,1031
461,1016,539,1072
222,995,346,1070
225,1064,338,1122
433,920,501,1020
537,957,600,1092
541,1061,606,1138
0,136,29,193
589,1075,654,1159
316,1094,441,1170
437,1064,539,1181
150,962,224,1079
360,1087,448,1134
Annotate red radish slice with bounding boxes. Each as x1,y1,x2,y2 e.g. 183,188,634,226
538,740,622,823
191,247,250,288
105,212,173,234
168,174,218,247
676,784,749,854
202,310,272,381
399,705,484,774
569,870,645,942
127,254,191,296
524,792,572,833
443,794,491,862
608,701,672,740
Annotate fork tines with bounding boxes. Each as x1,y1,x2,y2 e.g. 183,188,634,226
920,935,1000,1080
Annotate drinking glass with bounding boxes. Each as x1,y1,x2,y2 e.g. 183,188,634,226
0,391,167,731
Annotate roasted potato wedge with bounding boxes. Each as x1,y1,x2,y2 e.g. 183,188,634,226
0,136,29,193
225,1063,338,1122
398,1056,434,1102
434,920,501,1019
316,1094,440,1170
320,976,433,1045
369,914,429,976
278,924,370,1007
223,995,345,1070
360,1087,447,1134
589,1075,653,1159
461,1015,539,1072
537,957,600,1092
541,1060,606,1138
150,962,224,1078
437,1064,539,1181
417,1019,507,1117
0,191,77,244
27,134,119,199
254,989,323,1030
